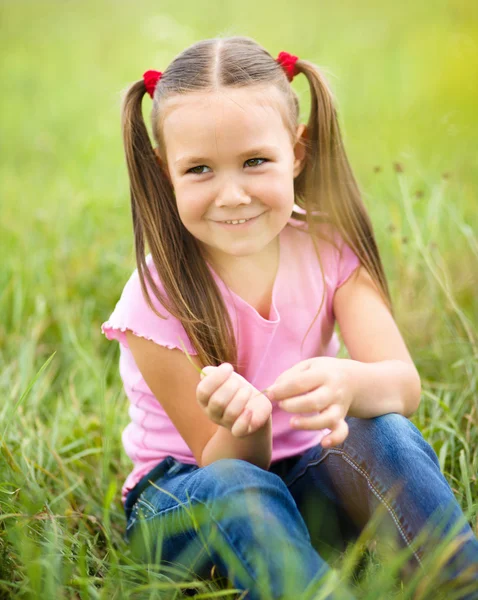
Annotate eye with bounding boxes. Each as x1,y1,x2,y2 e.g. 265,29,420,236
186,158,268,175
245,158,268,168
187,165,210,175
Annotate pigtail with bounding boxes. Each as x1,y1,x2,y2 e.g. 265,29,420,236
121,79,237,368
121,80,176,317
293,59,393,315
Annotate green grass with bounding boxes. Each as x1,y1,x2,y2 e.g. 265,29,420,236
1,0,477,597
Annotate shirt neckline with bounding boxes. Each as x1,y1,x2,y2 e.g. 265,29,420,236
206,225,288,326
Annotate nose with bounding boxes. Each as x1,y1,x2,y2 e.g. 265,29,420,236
214,175,252,208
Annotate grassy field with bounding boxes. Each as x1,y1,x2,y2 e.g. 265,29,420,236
1,0,477,597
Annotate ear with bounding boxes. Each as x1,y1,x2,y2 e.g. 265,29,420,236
293,123,307,178
153,147,171,182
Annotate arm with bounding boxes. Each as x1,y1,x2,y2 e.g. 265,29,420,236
126,331,272,469
333,266,421,418
202,418,272,470
337,359,421,418
265,266,421,446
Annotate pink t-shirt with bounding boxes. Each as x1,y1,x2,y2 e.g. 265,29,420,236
102,217,360,504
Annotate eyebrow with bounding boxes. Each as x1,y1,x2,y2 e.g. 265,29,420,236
174,145,280,168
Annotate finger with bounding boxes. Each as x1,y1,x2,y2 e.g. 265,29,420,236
263,360,313,398
278,386,330,414
207,374,242,420
200,362,233,381
268,368,326,403
231,408,252,438
196,363,233,407
321,419,349,448
247,397,273,433
273,359,315,383
290,403,343,431
222,386,252,427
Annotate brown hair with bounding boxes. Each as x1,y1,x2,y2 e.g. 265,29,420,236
121,36,392,370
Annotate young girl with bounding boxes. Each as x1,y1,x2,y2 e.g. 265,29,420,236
102,37,478,599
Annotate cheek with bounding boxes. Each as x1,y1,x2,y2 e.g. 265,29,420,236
256,170,295,207
174,186,208,221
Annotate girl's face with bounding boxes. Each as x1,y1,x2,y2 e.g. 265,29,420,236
156,85,306,268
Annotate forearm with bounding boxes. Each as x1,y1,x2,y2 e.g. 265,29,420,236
344,359,422,418
201,416,273,470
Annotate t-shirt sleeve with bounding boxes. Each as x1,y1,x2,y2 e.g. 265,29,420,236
336,237,361,289
101,260,197,355
321,226,361,319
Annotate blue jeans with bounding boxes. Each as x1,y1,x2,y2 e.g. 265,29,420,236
124,414,478,599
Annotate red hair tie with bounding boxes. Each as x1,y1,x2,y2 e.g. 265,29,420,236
143,70,162,98
276,51,299,82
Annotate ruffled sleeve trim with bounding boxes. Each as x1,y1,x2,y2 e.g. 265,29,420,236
101,321,198,354
101,261,198,355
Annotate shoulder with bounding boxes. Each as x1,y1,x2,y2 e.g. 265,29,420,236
101,255,196,354
286,210,360,283
287,206,344,246
108,255,167,321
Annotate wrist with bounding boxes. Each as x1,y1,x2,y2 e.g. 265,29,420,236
202,416,272,470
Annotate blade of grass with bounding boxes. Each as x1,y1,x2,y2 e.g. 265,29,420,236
2,350,56,439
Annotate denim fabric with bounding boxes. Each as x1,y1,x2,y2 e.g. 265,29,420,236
124,414,478,599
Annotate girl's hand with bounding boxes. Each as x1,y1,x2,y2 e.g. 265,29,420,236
267,358,355,447
196,363,272,438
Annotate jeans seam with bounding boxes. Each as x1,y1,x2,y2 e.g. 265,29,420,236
285,450,331,488
126,494,193,533
138,497,157,513
126,496,159,530
327,448,423,567
126,500,199,554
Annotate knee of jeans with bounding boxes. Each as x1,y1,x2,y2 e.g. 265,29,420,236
348,413,439,469
188,459,302,537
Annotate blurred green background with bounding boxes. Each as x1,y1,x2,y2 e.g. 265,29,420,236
2,0,477,333
1,0,477,597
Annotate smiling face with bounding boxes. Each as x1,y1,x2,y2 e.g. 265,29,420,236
155,85,306,270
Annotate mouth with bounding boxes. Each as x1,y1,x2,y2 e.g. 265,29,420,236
212,213,264,228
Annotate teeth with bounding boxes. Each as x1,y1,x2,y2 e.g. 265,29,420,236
224,219,248,224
